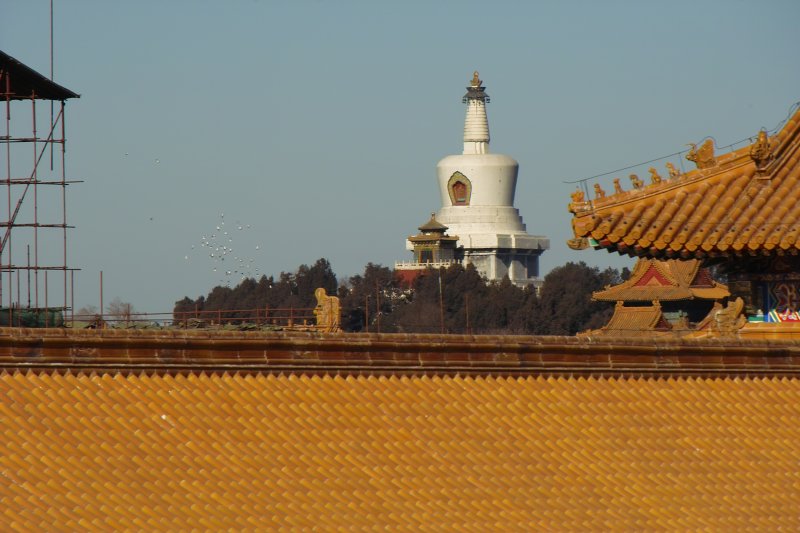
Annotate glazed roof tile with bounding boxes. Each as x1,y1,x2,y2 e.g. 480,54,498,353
3,370,800,530
569,105,800,258
596,302,671,336
593,258,729,301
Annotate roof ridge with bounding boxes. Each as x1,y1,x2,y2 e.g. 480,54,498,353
571,106,800,218
570,100,800,259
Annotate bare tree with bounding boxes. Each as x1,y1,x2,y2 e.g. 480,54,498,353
107,297,135,325
75,304,98,321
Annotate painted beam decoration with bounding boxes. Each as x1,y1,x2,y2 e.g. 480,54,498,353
765,281,800,322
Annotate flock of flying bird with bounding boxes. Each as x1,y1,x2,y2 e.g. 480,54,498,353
185,213,263,287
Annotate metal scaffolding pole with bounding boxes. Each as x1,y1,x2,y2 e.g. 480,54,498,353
0,49,80,327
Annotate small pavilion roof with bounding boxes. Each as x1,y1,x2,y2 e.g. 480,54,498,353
569,103,800,259
418,213,449,233
595,301,673,337
593,258,729,302
408,213,459,244
0,49,79,101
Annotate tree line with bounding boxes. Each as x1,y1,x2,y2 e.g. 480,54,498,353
173,258,628,335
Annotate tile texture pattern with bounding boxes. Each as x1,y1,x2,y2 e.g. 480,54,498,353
2,370,800,531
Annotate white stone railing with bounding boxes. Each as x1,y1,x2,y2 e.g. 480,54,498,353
394,260,460,271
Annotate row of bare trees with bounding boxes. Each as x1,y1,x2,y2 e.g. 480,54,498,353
76,297,135,323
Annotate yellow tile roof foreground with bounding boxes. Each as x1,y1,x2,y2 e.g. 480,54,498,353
2,371,799,531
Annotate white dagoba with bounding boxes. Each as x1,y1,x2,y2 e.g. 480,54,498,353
430,71,549,287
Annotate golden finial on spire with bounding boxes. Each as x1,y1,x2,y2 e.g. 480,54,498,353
471,71,481,87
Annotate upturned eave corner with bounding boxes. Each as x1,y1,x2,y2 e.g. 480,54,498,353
565,103,800,260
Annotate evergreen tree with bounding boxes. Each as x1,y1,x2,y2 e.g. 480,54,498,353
173,258,337,325
532,262,618,335
339,263,396,332
174,257,624,335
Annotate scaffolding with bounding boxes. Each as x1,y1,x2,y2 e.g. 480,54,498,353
0,50,80,327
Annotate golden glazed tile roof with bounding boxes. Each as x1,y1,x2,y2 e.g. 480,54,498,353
593,258,729,301
569,105,800,258
2,370,800,531
594,302,672,336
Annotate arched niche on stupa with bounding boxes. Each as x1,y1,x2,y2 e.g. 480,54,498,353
447,172,472,206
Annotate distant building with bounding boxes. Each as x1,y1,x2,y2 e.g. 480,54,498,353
394,213,459,287
396,72,549,288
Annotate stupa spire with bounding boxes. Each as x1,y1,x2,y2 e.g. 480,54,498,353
462,71,490,155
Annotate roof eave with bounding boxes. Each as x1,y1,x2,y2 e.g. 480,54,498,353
0,50,79,101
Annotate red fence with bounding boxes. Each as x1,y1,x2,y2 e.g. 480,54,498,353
70,306,317,329
173,306,316,328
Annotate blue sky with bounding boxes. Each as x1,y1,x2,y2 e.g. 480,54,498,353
2,0,799,313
